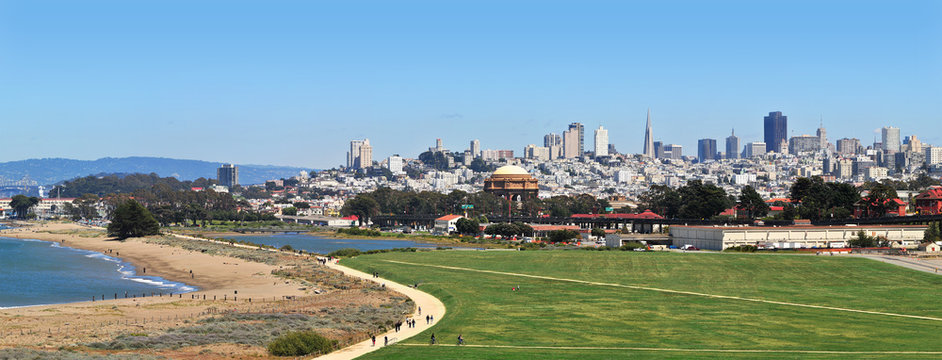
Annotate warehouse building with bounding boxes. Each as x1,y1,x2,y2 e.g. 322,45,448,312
671,225,927,251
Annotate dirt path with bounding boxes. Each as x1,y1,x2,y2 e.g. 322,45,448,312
858,254,942,274
383,259,942,323
310,260,446,360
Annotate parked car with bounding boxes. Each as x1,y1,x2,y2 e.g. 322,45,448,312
680,245,699,251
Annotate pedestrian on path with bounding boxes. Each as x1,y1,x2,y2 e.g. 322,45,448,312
430,333,436,345
457,334,464,345
371,335,376,346
426,315,430,324
418,306,422,315
384,336,388,346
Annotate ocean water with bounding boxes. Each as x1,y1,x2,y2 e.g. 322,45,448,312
0,235,195,308
220,233,440,254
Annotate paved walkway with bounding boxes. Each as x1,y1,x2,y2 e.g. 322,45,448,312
312,260,446,360
858,254,942,275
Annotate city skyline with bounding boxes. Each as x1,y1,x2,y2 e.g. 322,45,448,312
0,1,939,168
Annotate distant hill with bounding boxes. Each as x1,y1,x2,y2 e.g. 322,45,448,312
0,157,310,186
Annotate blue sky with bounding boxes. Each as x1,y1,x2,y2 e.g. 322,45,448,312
1,0,939,168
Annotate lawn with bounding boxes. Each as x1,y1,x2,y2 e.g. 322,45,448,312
343,251,942,359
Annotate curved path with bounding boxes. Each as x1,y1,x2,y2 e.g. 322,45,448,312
312,259,446,360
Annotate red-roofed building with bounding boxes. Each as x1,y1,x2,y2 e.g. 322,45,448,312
914,186,942,215
434,214,464,234
853,197,907,218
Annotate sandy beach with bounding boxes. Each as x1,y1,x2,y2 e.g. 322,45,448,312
0,222,412,359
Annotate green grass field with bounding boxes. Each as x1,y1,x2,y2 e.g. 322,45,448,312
343,251,942,359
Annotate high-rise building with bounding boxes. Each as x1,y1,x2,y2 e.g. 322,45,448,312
725,129,740,160
698,138,717,163
217,164,238,188
837,138,861,155
524,145,551,161
665,144,683,160
744,142,766,158
789,135,820,155
653,141,664,159
816,124,827,150
594,126,609,157
608,143,617,155
347,139,365,168
386,155,403,174
470,139,481,158
357,139,373,169
905,135,923,154
927,146,942,166
568,122,584,155
763,111,788,153
563,127,581,158
836,158,854,179
544,133,561,147
882,127,901,153
643,109,654,158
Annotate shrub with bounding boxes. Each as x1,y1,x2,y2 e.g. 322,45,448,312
267,330,337,356
327,248,362,258
619,242,645,251
280,244,294,251
723,245,758,252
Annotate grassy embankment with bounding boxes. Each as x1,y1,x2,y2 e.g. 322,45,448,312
344,251,942,359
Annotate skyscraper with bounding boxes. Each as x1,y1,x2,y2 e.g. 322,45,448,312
763,111,788,153
837,138,861,155
594,126,609,157
816,121,827,150
653,141,664,159
882,127,901,153
217,164,238,188
357,139,373,169
347,139,365,168
470,139,481,158
725,129,740,160
643,109,654,158
543,133,561,147
568,122,584,155
698,138,717,163
347,139,372,169
563,127,580,158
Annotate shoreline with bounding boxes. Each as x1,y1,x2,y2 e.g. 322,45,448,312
0,222,307,310
0,236,196,310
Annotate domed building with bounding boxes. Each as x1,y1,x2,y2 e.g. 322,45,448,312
483,165,539,202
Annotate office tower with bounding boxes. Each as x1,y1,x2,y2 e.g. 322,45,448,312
563,127,580,158
653,141,664,159
216,164,238,188
544,133,561,147
837,138,861,155
789,135,820,155
665,144,683,159
470,139,481,158
836,159,854,178
387,155,403,174
725,129,740,160
745,142,766,158
568,122,584,155
927,146,942,166
698,138,717,163
882,127,901,153
643,109,654,158
608,143,617,155
763,111,788,153
594,126,609,157
816,124,827,150
905,135,922,153
357,139,373,169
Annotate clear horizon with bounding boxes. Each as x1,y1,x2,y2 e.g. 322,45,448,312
1,0,939,168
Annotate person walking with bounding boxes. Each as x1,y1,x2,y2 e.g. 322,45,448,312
384,335,388,346
430,333,436,345
426,315,430,324
371,335,376,346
